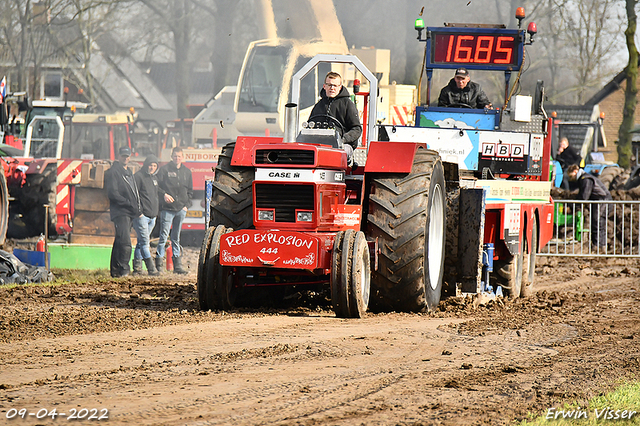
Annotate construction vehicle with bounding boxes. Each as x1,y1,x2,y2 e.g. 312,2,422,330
9,110,137,241
197,8,554,317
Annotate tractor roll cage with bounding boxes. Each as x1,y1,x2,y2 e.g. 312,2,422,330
290,54,379,144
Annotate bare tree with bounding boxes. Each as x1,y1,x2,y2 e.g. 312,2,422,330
617,0,637,168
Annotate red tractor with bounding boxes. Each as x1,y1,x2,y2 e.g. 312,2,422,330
199,54,447,317
199,11,554,317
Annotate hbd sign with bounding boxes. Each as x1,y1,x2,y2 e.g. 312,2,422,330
481,142,525,158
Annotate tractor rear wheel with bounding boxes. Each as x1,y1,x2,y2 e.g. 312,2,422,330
521,215,537,297
210,142,254,229
367,148,446,312
197,226,216,310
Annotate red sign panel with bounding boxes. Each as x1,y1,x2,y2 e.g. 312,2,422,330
220,230,320,269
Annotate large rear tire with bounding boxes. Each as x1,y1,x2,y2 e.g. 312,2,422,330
521,215,537,297
367,148,446,312
210,142,254,229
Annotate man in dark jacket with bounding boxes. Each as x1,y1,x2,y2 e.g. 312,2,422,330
104,147,141,277
155,146,193,274
557,137,581,169
438,68,492,109
132,155,160,276
567,164,612,249
309,72,362,162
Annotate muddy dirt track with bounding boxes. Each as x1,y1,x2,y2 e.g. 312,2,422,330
0,252,639,425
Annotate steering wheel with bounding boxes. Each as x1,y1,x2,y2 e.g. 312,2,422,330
447,102,474,109
308,114,344,132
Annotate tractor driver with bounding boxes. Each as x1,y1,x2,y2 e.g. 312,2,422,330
309,72,362,164
438,68,492,109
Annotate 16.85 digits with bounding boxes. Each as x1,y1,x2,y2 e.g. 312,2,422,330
432,33,517,65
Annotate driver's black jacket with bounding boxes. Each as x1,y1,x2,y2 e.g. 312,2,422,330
438,78,491,109
309,86,362,148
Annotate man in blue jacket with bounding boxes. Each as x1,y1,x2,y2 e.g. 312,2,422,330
155,147,193,274
104,147,141,278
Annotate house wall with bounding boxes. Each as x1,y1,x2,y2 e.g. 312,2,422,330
598,78,640,149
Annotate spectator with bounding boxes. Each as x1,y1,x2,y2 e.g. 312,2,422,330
132,155,160,276
104,147,140,278
557,137,581,169
567,164,612,249
155,147,193,274
438,68,492,109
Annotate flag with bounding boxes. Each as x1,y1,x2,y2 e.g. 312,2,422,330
0,76,5,104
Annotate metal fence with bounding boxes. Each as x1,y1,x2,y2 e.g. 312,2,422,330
541,199,640,257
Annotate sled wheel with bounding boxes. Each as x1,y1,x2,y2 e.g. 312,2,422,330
348,231,371,318
495,247,523,299
205,225,227,309
197,226,216,310
521,215,538,297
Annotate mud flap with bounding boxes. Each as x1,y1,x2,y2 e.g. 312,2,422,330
458,188,485,294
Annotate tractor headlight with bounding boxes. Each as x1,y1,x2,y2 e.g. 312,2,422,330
258,210,274,221
297,211,313,222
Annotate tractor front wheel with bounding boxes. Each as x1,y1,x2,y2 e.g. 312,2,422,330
197,226,216,310
203,225,228,310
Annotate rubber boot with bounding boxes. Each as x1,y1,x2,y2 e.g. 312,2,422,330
172,256,188,275
132,258,143,275
155,255,165,274
143,257,159,276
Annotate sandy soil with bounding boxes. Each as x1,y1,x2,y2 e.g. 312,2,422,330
0,251,639,425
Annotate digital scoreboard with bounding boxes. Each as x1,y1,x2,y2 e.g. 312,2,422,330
427,28,523,71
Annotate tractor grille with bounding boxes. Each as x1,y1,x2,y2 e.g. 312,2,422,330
255,149,315,165
255,183,314,222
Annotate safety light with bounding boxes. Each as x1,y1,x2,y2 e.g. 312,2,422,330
414,18,425,40
258,210,274,221
516,7,526,28
353,78,360,94
600,112,606,120
297,211,313,222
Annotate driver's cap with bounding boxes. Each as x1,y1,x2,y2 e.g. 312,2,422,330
455,68,469,78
